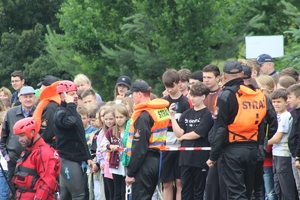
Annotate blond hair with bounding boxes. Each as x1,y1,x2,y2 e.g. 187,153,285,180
0,87,12,100
121,97,134,116
256,75,276,98
0,111,6,124
74,74,91,86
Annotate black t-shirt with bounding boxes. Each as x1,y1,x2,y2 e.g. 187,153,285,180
163,94,192,132
178,107,213,169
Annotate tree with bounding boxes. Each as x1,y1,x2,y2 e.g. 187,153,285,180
0,0,64,35
55,0,300,99
57,0,136,100
281,0,300,70
0,0,66,90
100,1,266,94
0,23,72,89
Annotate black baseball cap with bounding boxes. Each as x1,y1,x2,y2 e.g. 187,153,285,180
256,54,274,65
242,65,251,79
125,80,150,95
223,61,243,74
37,75,59,87
116,75,131,88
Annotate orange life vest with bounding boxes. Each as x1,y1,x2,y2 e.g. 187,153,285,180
228,85,267,143
33,81,61,128
125,99,170,158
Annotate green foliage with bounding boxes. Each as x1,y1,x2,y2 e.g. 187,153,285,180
131,0,217,71
2,0,300,97
0,0,65,90
0,24,45,87
0,23,72,89
45,25,81,72
57,0,136,100
0,0,64,35
281,0,300,70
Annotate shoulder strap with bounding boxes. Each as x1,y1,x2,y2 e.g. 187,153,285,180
223,85,239,93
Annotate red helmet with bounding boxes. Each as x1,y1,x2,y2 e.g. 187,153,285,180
13,117,39,139
57,80,78,94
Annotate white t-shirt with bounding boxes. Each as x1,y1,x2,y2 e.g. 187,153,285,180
0,152,8,171
272,111,292,157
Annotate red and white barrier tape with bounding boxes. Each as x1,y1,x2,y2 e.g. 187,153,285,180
117,147,211,152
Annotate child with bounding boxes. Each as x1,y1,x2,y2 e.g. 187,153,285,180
287,84,300,198
96,106,110,200
268,88,297,199
100,106,116,200
121,97,134,116
89,106,106,200
0,111,9,200
101,104,129,200
161,69,192,200
81,89,99,106
177,68,191,96
77,106,98,146
189,70,203,86
170,82,213,199
256,75,277,199
114,75,131,103
77,106,98,199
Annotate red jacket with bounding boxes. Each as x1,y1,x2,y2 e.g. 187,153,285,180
13,138,60,200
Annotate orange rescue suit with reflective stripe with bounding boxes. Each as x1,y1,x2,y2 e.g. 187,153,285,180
228,85,266,143
125,99,170,157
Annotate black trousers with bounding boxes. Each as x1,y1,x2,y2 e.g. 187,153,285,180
222,145,257,200
7,161,16,195
112,174,125,200
252,160,264,200
132,155,159,200
104,175,114,200
205,160,227,200
181,165,207,200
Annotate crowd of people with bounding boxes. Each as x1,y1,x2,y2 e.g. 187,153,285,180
0,53,299,200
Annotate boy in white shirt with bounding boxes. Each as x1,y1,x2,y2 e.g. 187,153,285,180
268,88,297,199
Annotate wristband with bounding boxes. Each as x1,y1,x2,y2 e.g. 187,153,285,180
4,155,9,159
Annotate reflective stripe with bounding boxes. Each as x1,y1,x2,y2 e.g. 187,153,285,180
125,100,170,160
152,127,168,133
128,132,134,136
150,142,166,146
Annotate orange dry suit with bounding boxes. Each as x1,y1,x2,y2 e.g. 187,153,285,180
124,99,170,161
227,85,267,143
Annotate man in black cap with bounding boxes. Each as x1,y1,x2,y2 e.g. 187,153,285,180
256,54,277,76
124,80,170,200
33,76,60,147
37,75,59,91
206,60,278,199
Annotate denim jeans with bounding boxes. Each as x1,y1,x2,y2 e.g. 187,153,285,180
263,167,277,200
0,170,9,200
